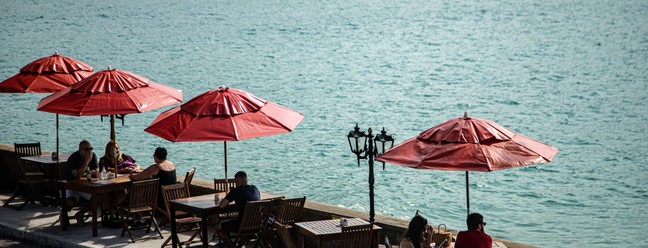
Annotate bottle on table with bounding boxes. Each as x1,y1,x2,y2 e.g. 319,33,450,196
85,166,91,181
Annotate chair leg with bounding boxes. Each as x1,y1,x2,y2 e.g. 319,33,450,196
151,214,164,239
3,186,22,208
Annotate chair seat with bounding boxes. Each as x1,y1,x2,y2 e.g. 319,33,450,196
177,216,202,224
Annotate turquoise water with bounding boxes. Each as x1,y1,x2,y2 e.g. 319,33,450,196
1,0,647,246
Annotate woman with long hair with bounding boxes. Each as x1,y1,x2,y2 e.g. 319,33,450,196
99,141,141,174
400,214,435,248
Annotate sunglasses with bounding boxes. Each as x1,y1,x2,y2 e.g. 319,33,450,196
482,222,487,226
83,147,94,151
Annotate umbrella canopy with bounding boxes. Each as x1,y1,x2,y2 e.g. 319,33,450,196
0,52,93,93
37,66,183,142
145,85,304,182
376,112,558,215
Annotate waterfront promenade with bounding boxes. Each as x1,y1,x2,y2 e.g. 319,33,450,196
0,144,534,247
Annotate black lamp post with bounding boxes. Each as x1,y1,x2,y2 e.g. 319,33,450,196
347,124,394,223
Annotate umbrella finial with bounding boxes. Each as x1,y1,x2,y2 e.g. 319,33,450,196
107,65,114,70
217,85,229,92
463,111,469,119
54,51,59,56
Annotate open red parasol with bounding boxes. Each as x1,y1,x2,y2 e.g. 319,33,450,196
0,52,94,158
0,52,93,93
376,112,558,216
37,66,183,144
145,85,304,184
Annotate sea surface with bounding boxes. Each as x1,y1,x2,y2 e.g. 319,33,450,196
1,0,647,247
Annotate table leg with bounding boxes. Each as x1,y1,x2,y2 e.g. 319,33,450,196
201,213,209,247
298,234,304,248
171,204,178,248
60,185,69,231
91,191,98,237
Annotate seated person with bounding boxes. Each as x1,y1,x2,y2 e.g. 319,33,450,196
455,212,492,248
215,171,260,239
64,140,98,224
99,141,141,174
129,147,176,186
400,214,434,248
130,147,177,209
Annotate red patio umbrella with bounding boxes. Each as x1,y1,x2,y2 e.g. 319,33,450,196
0,52,93,93
37,66,183,157
0,52,94,158
144,85,304,185
375,112,558,216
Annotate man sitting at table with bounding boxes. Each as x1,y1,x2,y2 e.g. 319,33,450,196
215,171,260,238
455,212,493,248
64,140,99,225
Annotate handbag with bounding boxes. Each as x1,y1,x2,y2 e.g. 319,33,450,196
432,224,452,248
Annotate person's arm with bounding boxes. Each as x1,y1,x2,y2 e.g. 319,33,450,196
422,224,434,247
71,152,93,179
129,164,159,181
399,237,415,248
218,198,231,208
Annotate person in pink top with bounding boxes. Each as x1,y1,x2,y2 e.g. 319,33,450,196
455,213,492,248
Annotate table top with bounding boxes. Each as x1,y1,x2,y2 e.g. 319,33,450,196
295,218,382,236
21,154,70,164
65,175,131,192
170,192,285,212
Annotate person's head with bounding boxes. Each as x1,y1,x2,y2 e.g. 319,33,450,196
154,147,167,161
467,212,486,231
78,140,93,156
234,171,248,186
405,215,428,246
104,141,120,157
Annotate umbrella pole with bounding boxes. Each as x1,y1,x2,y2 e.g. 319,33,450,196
466,171,470,217
110,114,115,142
56,114,59,159
224,141,228,193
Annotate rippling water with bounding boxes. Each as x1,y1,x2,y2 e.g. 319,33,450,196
1,0,647,247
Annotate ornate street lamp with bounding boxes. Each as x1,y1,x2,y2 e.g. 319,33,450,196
347,124,394,223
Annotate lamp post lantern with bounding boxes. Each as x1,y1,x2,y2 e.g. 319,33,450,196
347,124,394,223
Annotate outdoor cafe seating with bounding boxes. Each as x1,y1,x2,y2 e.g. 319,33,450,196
2,142,45,210
160,182,202,247
214,199,273,248
117,178,163,242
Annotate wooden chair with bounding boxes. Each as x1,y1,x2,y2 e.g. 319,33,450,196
214,178,237,193
275,222,297,248
339,224,373,248
117,178,164,242
3,143,45,210
275,197,306,227
160,183,201,247
262,197,305,247
184,167,196,185
216,200,273,248
14,142,42,157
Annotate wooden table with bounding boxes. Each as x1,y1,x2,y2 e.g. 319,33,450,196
20,154,70,206
21,154,69,178
294,218,382,248
60,175,131,237
169,192,284,248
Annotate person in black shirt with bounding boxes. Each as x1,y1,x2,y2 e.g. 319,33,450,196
215,171,261,235
64,140,98,224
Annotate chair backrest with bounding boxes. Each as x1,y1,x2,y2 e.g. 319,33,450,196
161,182,190,220
213,178,237,193
275,222,297,248
14,142,41,157
184,167,196,185
236,200,273,237
275,197,306,226
129,178,160,210
339,224,373,248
